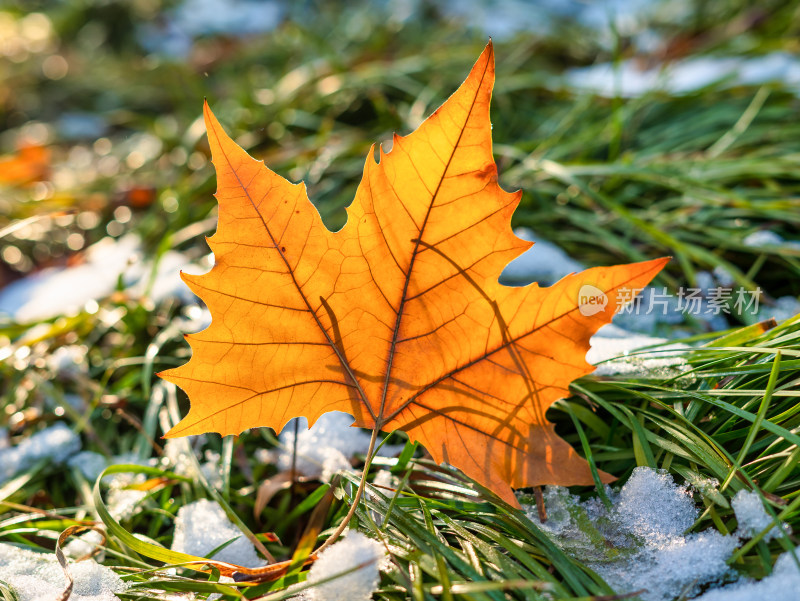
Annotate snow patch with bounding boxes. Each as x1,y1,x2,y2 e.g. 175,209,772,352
755,296,800,324
732,490,784,541
615,467,697,540
0,234,141,322
696,547,800,601
501,228,585,285
138,0,283,57
565,52,800,98
302,531,387,601
0,422,81,483
171,498,266,568
63,530,105,560
587,326,689,377
521,467,737,601
278,412,401,480
0,234,206,323
68,451,109,482
163,438,223,489
101,455,156,520
46,344,88,375
0,542,126,601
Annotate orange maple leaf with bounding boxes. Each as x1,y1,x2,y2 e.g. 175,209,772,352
160,43,667,506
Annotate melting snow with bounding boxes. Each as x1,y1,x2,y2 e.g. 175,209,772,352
521,467,738,601
163,438,223,489
440,0,688,43
0,234,141,322
0,422,81,483
743,230,788,248
63,530,106,561
587,325,689,377
695,547,800,601
754,296,800,325
0,234,205,323
301,531,387,601
45,344,88,375
138,0,283,57
171,498,267,568
100,454,156,520
68,451,110,482
565,52,800,98
277,412,401,480
0,543,126,601
501,228,585,286
732,489,784,541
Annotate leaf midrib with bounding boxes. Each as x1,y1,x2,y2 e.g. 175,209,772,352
375,51,493,428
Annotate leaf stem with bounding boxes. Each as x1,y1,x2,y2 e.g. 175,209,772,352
312,422,380,556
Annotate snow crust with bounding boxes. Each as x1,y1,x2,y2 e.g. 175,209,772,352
501,228,585,285
68,450,109,482
0,234,205,322
731,489,783,541
695,547,800,601
278,412,401,480
302,531,387,601
565,52,800,98
163,438,223,489
587,326,689,377
0,542,126,601
171,498,267,568
522,467,738,601
0,422,81,483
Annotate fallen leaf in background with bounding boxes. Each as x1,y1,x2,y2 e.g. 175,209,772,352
0,143,50,186
160,42,667,505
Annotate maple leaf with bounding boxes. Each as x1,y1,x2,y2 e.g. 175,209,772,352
160,42,667,507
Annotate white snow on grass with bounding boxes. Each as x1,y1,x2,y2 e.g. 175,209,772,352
695,547,800,601
732,489,785,541
587,325,689,377
45,344,88,375
501,228,585,285
163,438,223,489
63,530,105,561
743,230,788,248
565,52,800,98
68,450,109,481
99,454,157,520
171,498,267,568
106,484,148,521
0,422,81,483
278,412,402,481
0,233,207,323
521,467,738,601
302,531,387,601
0,234,141,322
139,0,283,57
614,467,697,539
0,542,126,601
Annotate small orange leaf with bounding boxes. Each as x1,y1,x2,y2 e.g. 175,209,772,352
160,43,667,506
0,143,50,186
